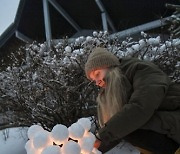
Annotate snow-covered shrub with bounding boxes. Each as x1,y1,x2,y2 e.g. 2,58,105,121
0,31,179,131
165,3,180,37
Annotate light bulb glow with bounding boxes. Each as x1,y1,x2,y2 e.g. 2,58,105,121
25,118,102,154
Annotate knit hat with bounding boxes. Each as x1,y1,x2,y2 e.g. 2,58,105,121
85,47,120,79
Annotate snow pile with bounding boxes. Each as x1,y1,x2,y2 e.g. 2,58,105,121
0,127,28,154
25,118,101,154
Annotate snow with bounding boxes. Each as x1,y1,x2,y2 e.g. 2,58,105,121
51,124,69,145
86,36,93,42
77,118,91,131
7,31,180,154
92,148,102,154
33,130,52,149
79,136,94,153
0,126,141,154
27,125,44,140
64,46,72,53
24,117,141,154
105,140,140,154
68,122,85,139
62,140,81,154
132,44,140,51
0,127,28,154
42,145,62,154
25,118,102,154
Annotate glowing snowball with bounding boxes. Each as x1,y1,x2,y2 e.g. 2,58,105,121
25,139,34,151
84,132,96,143
28,125,44,140
51,124,69,145
42,145,62,154
92,148,102,154
33,130,52,149
68,123,85,139
27,148,41,154
62,140,81,154
79,136,94,153
77,118,91,131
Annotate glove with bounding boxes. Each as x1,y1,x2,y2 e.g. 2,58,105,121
94,133,101,149
94,138,101,149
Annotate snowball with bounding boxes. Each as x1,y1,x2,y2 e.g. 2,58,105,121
51,124,69,145
68,123,85,140
42,145,62,154
84,132,96,143
26,147,42,154
64,46,72,53
26,148,37,154
25,140,34,151
77,118,91,131
33,130,52,149
92,148,102,154
79,136,95,153
28,125,44,140
62,140,81,154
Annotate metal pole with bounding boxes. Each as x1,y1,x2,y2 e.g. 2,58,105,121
101,13,108,31
42,0,52,49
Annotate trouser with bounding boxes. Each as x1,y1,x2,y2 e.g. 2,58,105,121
99,129,179,154
124,129,179,154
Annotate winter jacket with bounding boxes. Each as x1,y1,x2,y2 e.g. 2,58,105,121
97,58,180,148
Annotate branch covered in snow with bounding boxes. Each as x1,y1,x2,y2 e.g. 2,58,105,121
165,3,180,37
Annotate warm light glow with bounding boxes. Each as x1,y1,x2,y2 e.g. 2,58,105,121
83,131,88,137
36,148,43,154
26,118,102,154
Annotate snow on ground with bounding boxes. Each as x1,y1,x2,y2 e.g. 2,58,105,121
105,141,140,154
0,127,28,154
